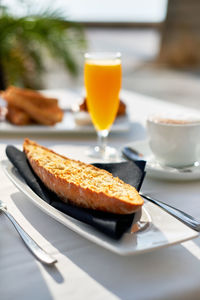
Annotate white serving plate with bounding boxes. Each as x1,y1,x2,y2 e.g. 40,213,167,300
0,113,130,134
127,139,200,181
1,159,198,255
0,89,130,134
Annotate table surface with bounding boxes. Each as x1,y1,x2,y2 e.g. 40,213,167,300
1,89,200,300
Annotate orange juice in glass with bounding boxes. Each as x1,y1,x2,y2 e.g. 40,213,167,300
84,52,122,160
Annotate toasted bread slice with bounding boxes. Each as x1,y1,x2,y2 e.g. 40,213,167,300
23,139,144,214
6,105,32,125
1,86,63,125
5,86,58,106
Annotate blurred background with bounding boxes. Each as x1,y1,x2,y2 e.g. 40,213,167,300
1,0,200,109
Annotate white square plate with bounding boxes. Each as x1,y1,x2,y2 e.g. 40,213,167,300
1,159,198,255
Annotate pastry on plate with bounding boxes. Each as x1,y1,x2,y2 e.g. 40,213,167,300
1,86,63,126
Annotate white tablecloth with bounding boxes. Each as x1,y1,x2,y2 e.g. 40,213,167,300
1,90,200,300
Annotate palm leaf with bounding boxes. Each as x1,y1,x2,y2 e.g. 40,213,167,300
0,2,87,89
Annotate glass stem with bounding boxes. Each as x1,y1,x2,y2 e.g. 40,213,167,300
97,130,109,153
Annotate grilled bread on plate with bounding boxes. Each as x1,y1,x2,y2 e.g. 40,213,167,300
23,139,143,214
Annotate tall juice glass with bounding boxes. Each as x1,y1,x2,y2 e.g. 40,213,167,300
84,52,122,160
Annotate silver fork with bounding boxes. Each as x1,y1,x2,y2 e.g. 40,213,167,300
0,200,57,265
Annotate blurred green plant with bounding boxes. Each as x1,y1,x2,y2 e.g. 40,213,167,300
0,1,86,89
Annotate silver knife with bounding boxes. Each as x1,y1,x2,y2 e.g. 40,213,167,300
0,200,57,265
122,147,200,231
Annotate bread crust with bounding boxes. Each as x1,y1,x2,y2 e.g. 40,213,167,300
1,86,63,125
23,139,143,214
5,86,58,104
6,105,32,125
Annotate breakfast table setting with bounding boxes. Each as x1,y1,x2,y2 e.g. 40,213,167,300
1,84,200,300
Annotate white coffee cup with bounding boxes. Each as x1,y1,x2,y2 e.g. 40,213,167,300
147,114,200,168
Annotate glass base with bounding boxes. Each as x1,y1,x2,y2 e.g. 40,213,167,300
86,145,120,161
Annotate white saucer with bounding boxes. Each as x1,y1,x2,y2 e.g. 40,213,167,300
127,140,200,181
